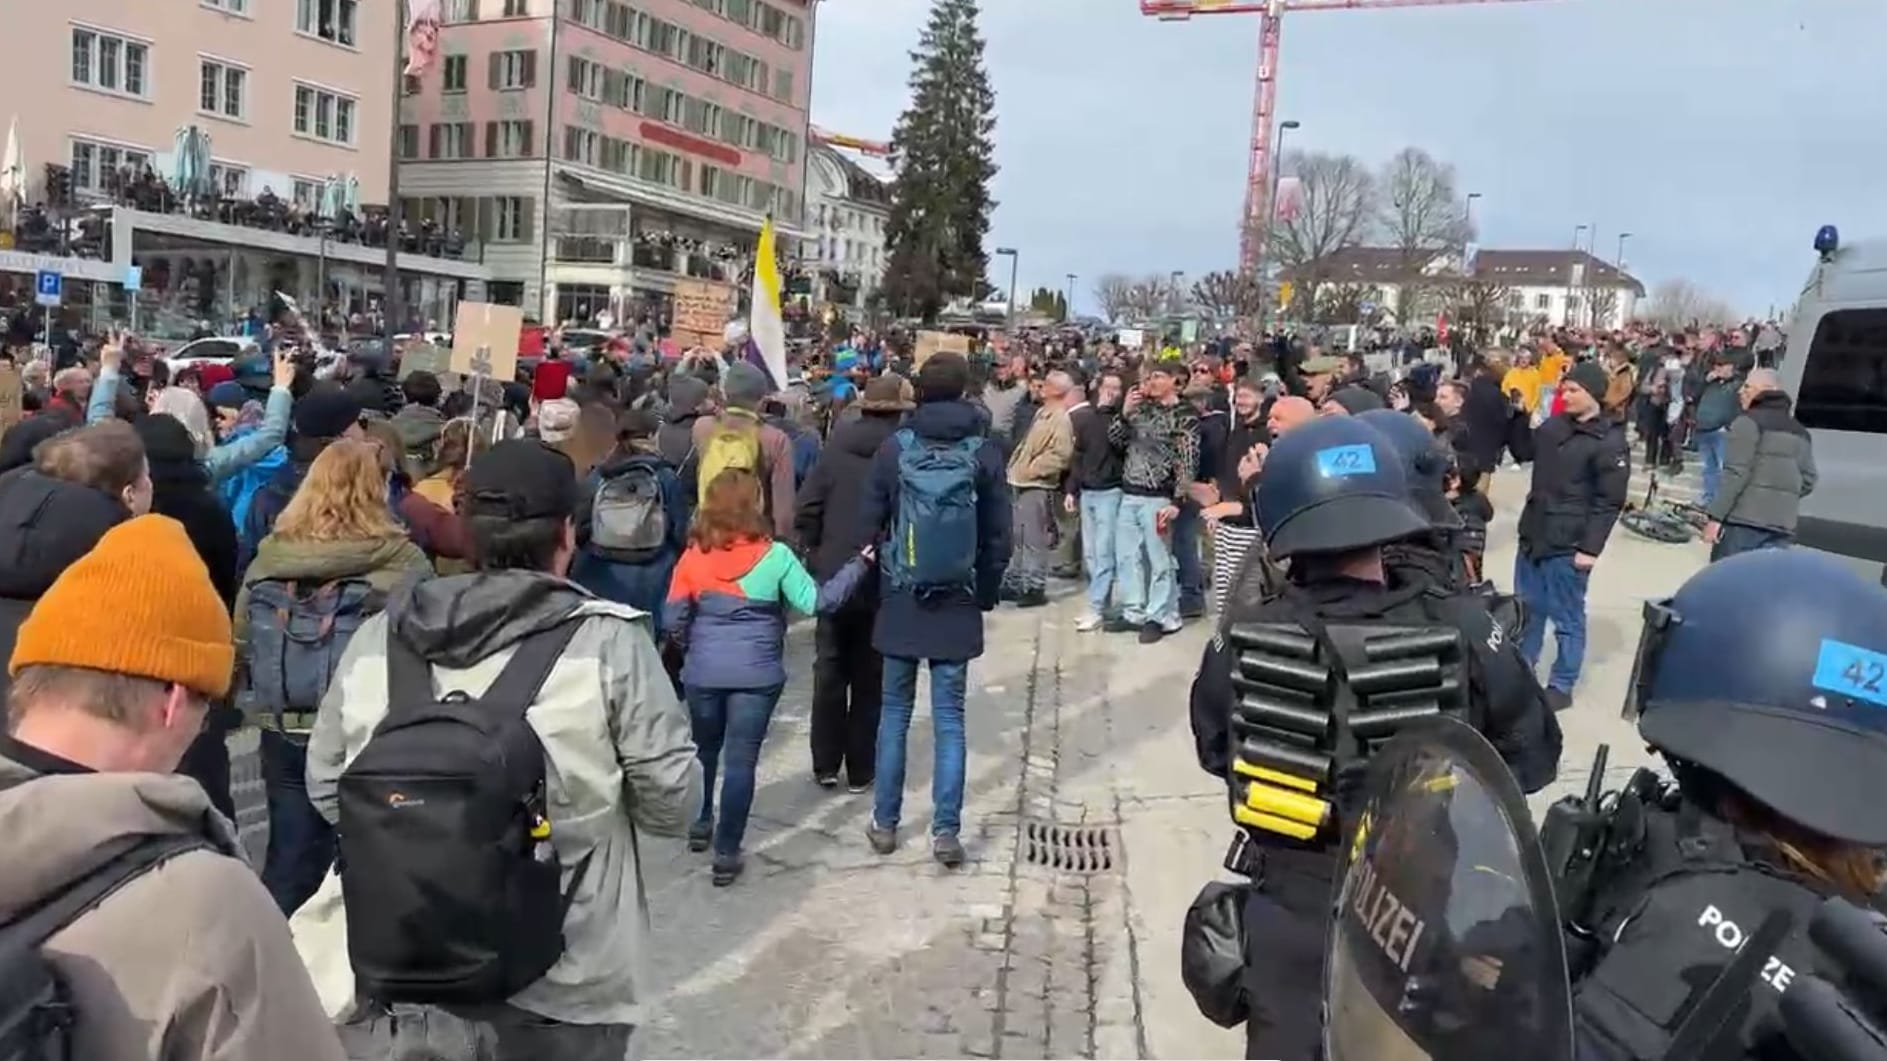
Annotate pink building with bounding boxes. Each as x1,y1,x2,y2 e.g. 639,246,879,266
0,0,486,337
399,0,816,324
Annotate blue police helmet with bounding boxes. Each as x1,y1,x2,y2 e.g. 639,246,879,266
1636,548,1887,845
1254,415,1430,560
1354,408,1462,531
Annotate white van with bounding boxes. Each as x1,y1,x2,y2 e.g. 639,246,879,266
1778,231,1887,583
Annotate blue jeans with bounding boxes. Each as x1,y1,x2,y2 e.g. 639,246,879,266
1078,488,1123,616
1513,553,1590,694
1696,428,1727,506
259,729,334,915
1115,494,1178,628
686,684,784,857
1711,523,1792,562
1172,502,1205,611
872,657,968,837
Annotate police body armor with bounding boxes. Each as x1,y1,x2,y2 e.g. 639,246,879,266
1223,603,1474,848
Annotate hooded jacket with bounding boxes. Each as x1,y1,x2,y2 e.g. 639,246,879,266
389,402,448,476
796,413,900,585
0,469,126,703
88,368,292,485
305,572,703,1028
857,399,1013,662
0,749,344,1060
661,537,864,689
142,416,242,607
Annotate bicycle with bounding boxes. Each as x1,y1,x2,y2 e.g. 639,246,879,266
1619,471,1702,544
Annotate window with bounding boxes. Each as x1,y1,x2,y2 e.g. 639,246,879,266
484,120,535,158
292,178,322,209
567,56,603,100
199,59,247,119
398,124,421,159
68,138,152,194
1796,308,1887,434
295,0,358,46
442,54,468,92
429,122,475,159
209,163,248,197
71,26,150,99
294,83,359,146
202,0,249,14
503,0,530,13
442,0,480,21
563,125,599,165
492,196,531,242
772,68,792,102
1534,293,1551,311
491,49,537,89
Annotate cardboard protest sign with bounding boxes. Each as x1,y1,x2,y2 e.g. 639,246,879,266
451,302,524,381
672,279,735,352
914,330,971,368
0,364,20,437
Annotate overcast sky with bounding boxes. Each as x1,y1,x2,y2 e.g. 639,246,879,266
808,0,1887,320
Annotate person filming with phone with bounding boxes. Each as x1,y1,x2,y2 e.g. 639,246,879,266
1105,362,1200,644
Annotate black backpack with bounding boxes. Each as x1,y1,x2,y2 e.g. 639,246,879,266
337,621,592,1005
0,836,211,1060
588,462,670,565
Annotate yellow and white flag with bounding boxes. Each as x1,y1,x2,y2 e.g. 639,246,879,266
747,216,789,390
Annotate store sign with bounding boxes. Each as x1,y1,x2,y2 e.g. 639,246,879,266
0,251,121,284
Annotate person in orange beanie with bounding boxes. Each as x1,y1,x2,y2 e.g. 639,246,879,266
0,514,343,1061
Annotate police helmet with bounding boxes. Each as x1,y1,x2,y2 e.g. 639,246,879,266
1354,408,1462,531
1630,549,1887,846
1255,416,1429,560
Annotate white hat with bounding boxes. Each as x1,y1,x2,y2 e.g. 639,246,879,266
723,320,749,345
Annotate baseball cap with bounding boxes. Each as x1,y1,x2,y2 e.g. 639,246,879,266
462,440,579,522
1301,355,1345,375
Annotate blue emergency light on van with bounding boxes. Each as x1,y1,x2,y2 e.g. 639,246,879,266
1816,225,1840,258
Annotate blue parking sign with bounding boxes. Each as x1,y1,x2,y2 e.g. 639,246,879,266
34,270,62,308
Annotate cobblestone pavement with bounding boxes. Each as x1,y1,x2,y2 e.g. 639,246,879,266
229,469,1705,1059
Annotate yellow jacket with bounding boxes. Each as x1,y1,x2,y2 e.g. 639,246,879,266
1538,350,1570,385
1502,366,1544,411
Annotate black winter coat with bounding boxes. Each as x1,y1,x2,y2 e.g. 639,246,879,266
795,412,900,600
1462,373,1513,475
0,469,127,704
1518,413,1631,560
139,417,242,608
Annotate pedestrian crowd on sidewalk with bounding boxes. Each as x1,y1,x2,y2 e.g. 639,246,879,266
0,306,1801,1059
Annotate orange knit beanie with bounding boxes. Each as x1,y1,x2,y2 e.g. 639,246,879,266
10,515,234,697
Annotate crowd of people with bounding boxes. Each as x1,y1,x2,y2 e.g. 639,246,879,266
0,304,1847,1059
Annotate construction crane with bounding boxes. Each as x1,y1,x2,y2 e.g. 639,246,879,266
810,126,891,158
1141,0,1561,276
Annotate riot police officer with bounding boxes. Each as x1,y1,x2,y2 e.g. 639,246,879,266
1356,407,1467,592
1550,548,1887,1060
1187,415,1560,1060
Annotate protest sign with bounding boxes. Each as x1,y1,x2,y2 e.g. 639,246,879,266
914,330,971,368
451,302,524,381
672,279,735,351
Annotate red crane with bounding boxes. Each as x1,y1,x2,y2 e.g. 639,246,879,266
1141,0,1562,276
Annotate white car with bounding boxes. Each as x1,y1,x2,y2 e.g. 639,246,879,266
164,335,260,376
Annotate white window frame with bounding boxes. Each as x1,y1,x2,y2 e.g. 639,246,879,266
293,82,360,147
497,50,533,89
291,176,323,210
295,0,359,48
442,54,469,92
494,120,533,158
494,196,527,242
198,56,248,122
68,136,153,195
442,0,480,22
502,0,530,14
201,0,250,15
433,122,475,160
209,161,250,198
70,24,153,101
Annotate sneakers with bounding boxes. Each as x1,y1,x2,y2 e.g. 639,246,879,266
1102,616,1138,634
1546,688,1574,713
814,773,840,790
1138,621,1167,644
1075,613,1106,632
711,852,744,887
687,820,712,853
848,779,873,795
932,833,965,869
1014,588,1049,609
866,820,898,855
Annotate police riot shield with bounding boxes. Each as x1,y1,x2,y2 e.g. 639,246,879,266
1324,716,1574,1061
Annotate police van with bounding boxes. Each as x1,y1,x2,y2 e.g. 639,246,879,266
1778,227,1887,584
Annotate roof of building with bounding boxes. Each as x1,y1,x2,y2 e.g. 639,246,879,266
1285,246,1645,296
809,142,891,207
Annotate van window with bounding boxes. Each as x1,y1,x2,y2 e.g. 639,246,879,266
1796,308,1887,434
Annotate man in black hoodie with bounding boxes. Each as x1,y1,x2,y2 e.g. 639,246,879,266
1065,370,1125,631
795,375,912,792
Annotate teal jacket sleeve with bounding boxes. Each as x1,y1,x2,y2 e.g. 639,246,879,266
773,541,821,615
203,386,292,485
86,369,121,424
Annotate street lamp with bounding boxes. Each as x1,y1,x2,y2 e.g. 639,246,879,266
1065,272,1077,321
1465,191,1482,234
1616,231,1632,269
1169,270,1185,318
995,246,1019,327
1257,119,1301,329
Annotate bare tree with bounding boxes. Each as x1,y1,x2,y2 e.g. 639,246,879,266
1312,283,1385,326
1643,278,1736,328
1378,147,1470,324
1191,270,1266,323
1092,274,1134,322
1269,151,1377,299
1437,278,1514,339
1584,286,1620,329
1119,274,1169,321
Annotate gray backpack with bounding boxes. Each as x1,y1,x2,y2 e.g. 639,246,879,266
589,461,669,564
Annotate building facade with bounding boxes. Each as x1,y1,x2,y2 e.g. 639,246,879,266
1285,247,1645,332
1,0,485,337
398,0,815,327
800,141,889,313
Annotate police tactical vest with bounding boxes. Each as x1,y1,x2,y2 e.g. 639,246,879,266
1223,601,1471,845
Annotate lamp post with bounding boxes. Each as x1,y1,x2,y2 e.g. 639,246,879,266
1616,231,1631,269
1065,272,1077,322
995,246,1019,328
1465,191,1482,233
1169,269,1184,317
1257,118,1300,330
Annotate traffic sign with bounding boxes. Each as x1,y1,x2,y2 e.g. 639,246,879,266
123,266,142,293
33,269,61,308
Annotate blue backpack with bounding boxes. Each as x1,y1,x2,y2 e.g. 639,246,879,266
240,578,384,724
884,429,983,596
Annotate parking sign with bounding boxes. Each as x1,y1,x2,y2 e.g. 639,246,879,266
33,270,61,308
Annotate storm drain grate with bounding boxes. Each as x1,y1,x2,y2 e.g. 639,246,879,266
1020,819,1117,874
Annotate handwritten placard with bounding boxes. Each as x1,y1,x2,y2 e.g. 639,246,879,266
0,364,20,437
672,279,734,351
451,302,524,381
